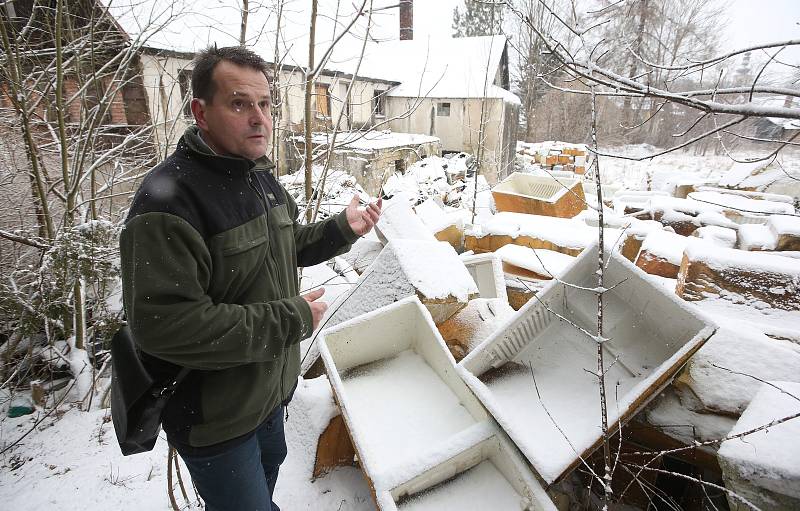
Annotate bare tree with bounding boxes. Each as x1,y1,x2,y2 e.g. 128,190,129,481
509,0,562,141
505,0,799,157
498,0,800,508
0,0,183,408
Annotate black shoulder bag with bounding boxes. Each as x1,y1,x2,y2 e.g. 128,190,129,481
110,325,190,456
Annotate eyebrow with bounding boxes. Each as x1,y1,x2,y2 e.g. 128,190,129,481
226,91,271,102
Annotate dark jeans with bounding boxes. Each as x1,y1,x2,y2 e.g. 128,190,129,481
177,406,287,511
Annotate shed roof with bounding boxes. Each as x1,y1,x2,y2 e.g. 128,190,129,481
358,35,519,103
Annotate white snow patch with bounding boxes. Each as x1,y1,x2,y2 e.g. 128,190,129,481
327,239,477,329
688,190,795,215
339,349,483,485
375,194,437,243
737,224,777,251
301,130,439,152
718,157,776,188
692,225,737,248
639,230,692,266
473,212,597,252
414,198,459,234
680,322,800,415
644,387,736,446
494,244,576,279
341,236,384,274
769,214,800,237
718,381,800,500
397,460,527,510
684,242,800,276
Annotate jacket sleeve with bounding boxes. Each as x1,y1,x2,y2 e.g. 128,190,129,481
284,188,360,267
119,212,314,370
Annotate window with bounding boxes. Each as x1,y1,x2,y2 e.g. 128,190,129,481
373,90,386,116
340,82,353,123
314,83,331,118
178,68,193,118
437,102,451,117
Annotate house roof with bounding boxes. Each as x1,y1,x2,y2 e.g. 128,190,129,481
357,35,519,103
750,95,800,130
106,0,518,103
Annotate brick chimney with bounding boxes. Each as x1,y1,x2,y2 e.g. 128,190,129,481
399,0,413,40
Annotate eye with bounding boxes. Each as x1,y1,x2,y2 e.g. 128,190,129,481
232,99,244,109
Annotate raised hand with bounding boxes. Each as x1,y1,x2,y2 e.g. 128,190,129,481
345,195,383,236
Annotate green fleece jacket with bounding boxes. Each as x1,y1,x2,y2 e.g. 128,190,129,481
120,126,358,448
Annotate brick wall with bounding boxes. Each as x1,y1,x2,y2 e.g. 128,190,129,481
63,77,81,122
103,77,126,125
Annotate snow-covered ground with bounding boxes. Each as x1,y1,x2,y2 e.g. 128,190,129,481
0,375,375,510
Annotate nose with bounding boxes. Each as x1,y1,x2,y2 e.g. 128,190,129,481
249,104,271,127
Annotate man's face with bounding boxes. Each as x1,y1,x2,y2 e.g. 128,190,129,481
191,60,272,160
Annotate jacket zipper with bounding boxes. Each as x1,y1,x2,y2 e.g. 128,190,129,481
247,170,289,419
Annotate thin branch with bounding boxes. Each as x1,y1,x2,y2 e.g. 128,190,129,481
0,229,48,249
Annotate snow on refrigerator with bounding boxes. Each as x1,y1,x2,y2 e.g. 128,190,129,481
318,296,556,510
458,241,717,486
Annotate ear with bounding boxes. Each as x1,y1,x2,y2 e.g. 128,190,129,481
191,98,208,130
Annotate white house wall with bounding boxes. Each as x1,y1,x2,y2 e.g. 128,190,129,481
139,53,195,156
141,52,397,157
279,72,393,131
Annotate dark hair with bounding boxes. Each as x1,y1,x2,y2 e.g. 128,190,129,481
191,45,270,103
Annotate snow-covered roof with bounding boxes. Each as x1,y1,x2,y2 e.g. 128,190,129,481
356,35,518,103
300,130,439,151
107,0,518,103
753,95,800,130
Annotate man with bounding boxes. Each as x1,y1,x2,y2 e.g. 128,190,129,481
119,46,381,511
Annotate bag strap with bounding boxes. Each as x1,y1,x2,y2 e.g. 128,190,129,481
151,367,191,399
119,316,191,400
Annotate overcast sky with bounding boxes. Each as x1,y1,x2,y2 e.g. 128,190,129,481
411,0,800,65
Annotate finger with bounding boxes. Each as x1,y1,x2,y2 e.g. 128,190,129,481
360,217,374,231
361,204,379,222
366,207,380,223
348,195,360,209
360,207,376,223
302,287,325,302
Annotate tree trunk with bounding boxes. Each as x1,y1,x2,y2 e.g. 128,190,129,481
240,0,248,46
622,0,649,127
304,0,318,223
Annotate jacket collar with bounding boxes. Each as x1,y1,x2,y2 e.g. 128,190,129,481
178,125,275,175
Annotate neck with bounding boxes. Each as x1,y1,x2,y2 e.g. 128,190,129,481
197,130,220,155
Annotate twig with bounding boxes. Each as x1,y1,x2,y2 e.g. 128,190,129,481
528,361,605,487
689,197,800,218
624,463,763,510
167,448,179,511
